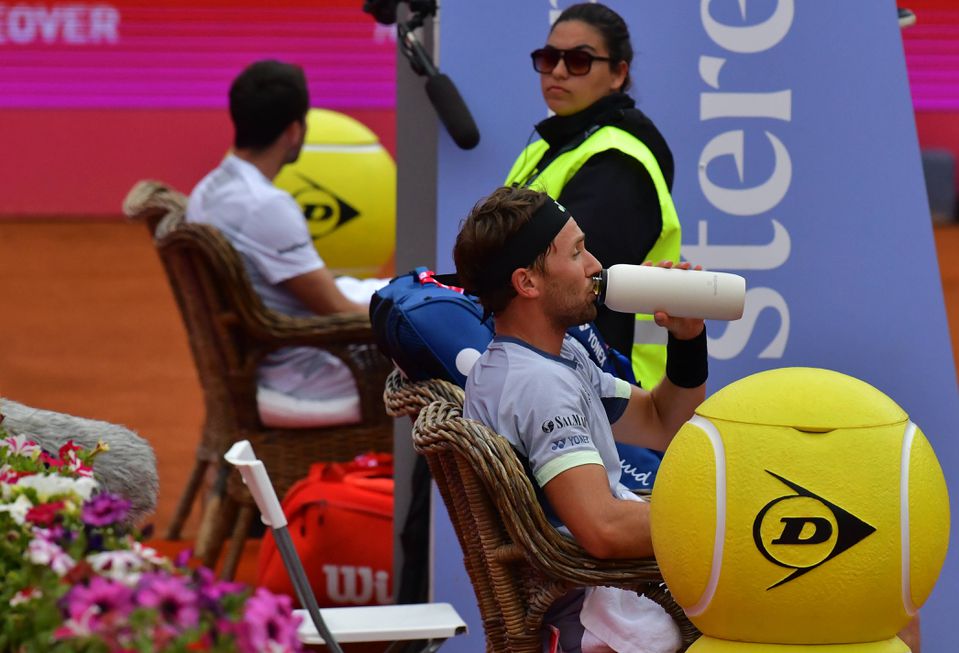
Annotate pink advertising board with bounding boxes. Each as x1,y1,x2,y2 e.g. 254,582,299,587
0,0,396,217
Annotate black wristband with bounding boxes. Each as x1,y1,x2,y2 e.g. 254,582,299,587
666,327,708,388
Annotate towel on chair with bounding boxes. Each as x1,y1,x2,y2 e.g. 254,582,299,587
579,485,680,653
580,585,681,653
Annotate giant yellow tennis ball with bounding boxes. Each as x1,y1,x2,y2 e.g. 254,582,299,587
274,108,395,279
651,367,949,649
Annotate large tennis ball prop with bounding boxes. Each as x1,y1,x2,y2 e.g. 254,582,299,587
651,367,949,653
274,108,395,279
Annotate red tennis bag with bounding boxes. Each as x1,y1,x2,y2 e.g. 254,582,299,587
256,453,394,607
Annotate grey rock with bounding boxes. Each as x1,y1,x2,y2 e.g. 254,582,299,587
1,398,159,525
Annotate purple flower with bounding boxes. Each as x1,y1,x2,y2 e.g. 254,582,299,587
236,588,303,653
194,566,246,610
81,493,131,527
32,524,66,543
136,573,200,633
173,546,194,569
62,576,135,629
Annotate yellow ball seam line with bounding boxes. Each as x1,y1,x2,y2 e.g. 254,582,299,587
900,420,918,616
686,414,727,618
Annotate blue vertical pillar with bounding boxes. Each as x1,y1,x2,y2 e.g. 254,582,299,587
418,2,958,650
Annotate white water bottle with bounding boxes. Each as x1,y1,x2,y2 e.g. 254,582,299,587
592,264,746,320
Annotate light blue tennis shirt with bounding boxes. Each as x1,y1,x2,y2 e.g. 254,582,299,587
464,334,633,529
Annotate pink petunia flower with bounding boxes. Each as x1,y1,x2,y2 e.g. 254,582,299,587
26,537,76,576
58,441,82,460
39,451,64,469
58,441,95,477
0,463,34,484
1,434,42,457
31,524,66,542
136,573,200,633
194,566,246,611
62,576,135,629
236,587,304,653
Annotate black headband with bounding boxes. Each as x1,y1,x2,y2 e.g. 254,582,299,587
473,198,570,293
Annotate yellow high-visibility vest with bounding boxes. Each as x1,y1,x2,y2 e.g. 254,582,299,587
505,125,681,388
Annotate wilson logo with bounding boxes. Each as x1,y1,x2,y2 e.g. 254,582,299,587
753,471,875,589
322,565,391,604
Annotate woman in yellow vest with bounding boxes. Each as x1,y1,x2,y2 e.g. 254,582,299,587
505,2,681,390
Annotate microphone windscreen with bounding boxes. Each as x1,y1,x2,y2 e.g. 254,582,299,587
425,74,480,150
362,0,398,25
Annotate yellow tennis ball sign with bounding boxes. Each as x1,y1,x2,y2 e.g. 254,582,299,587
651,367,949,650
274,108,396,279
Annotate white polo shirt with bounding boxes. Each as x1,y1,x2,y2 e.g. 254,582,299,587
186,155,356,402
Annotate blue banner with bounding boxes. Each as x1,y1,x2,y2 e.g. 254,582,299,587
432,2,958,649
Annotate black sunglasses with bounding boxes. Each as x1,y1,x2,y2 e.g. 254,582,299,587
530,47,612,76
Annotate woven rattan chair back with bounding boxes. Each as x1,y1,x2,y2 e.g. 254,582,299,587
412,399,699,652
383,367,464,420
123,180,393,578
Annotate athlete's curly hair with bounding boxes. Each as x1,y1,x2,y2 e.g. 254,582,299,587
453,186,552,316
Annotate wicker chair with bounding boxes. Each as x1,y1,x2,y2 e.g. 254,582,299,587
409,395,700,652
383,367,464,420
382,367,466,604
123,180,393,579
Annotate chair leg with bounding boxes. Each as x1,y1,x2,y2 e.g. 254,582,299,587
194,464,231,560
219,504,257,580
163,458,209,540
197,489,237,568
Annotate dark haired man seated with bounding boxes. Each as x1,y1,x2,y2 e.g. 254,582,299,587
453,186,707,653
186,59,383,426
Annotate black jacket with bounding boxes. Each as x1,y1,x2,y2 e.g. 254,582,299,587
530,92,676,358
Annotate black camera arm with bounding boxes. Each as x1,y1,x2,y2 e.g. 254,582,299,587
363,0,437,77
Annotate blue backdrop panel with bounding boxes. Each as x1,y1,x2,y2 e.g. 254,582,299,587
432,1,957,650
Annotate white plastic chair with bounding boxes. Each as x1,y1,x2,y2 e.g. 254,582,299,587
224,440,467,652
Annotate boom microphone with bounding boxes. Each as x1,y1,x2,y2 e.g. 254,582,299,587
425,74,481,150
396,9,480,150
593,264,746,320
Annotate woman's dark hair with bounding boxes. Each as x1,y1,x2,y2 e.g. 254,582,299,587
553,2,633,92
454,187,551,316
229,60,309,150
